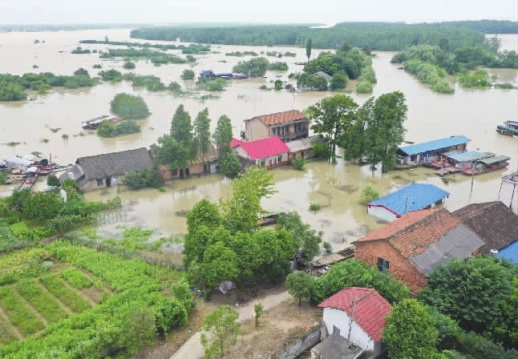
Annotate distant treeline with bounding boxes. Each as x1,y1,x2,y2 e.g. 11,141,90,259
129,21,517,50
0,24,147,33
79,40,211,53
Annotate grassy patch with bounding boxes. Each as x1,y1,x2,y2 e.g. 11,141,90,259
16,279,69,324
61,268,93,289
40,274,91,313
0,286,45,336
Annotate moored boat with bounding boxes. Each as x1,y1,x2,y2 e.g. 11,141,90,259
462,155,511,176
16,173,38,191
496,121,518,136
81,115,122,130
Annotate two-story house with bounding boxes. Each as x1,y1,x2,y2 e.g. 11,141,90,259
243,110,309,142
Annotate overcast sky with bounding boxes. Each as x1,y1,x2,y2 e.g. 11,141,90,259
1,0,517,25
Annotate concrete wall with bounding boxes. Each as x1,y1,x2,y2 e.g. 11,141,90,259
275,326,321,359
245,118,269,141
499,173,518,215
79,175,121,193
322,308,375,352
367,206,398,222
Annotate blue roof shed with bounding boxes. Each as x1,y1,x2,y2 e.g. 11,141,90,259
398,136,471,156
497,240,518,265
368,183,450,217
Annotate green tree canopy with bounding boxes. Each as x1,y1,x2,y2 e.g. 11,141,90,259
200,305,240,359
286,271,314,306
110,93,150,120
194,108,211,159
275,211,322,262
383,299,439,359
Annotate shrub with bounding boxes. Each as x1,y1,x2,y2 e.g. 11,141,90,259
200,78,228,92
110,93,150,120
123,167,162,189
356,80,373,94
100,69,122,82
47,175,60,187
360,186,380,204
274,80,283,90
123,61,136,69
309,203,321,211
267,62,288,71
292,157,305,170
168,81,182,92
181,69,195,80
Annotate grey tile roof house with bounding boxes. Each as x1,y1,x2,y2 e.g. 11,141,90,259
60,148,154,192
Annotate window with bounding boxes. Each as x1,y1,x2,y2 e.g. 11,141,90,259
96,178,103,187
377,258,390,272
333,325,340,335
260,160,265,167
278,155,283,163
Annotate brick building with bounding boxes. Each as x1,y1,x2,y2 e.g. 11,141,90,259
354,208,484,293
243,110,309,142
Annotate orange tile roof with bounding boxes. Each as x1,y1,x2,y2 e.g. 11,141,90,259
251,110,307,126
356,208,462,258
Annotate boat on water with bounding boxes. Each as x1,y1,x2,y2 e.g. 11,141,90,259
81,115,122,130
462,155,511,176
496,120,518,137
16,173,38,191
258,212,286,226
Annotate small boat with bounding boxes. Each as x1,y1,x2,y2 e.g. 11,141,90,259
258,212,286,226
16,173,38,191
462,155,511,176
496,121,518,136
81,115,121,130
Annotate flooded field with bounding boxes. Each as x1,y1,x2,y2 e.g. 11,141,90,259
0,29,517,247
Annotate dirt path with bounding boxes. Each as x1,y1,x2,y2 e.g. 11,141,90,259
169,290,292,359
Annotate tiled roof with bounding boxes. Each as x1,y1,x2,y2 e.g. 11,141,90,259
368,183,449,217
453,201,518,253
250,110,307,126
231,138,245,148
232,136,290,160
398,136,470,156
318,287,391,341
357,208,484,264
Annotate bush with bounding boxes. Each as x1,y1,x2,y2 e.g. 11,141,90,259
181,69,195,80
356,80,373,94
47,175,60,187
292,157,305,170
110,93,150,120
97,120,141,137
200,78,228,92
267,62,288,71
123,167,162,189
168,81,182,93
232,57,268,77
309,203,321,211
100,69,123,82
360,186,379,204
274,80,283,90
330,72,348,90
123,61,136,69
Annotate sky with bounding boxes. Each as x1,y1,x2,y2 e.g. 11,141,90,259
0,0,517,25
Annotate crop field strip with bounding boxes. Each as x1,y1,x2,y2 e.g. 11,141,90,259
40,274,92,312
16,279,69,324
60,267,94,289
0,286,45,336
0,307,21,344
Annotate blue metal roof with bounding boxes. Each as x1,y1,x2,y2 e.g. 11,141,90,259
497,240,518,265
368,183,450,216
398,136,471,156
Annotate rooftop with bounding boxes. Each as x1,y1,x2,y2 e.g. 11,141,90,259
368,183,450,217
318,287,391,341
453,201,518,253
446,150,494,163
398,136,471,156
248,109,307,126
232,136,290,160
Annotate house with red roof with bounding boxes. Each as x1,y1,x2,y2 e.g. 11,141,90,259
354,208,485,293
231,136,290,170
243,109,309,142
316,287,392,357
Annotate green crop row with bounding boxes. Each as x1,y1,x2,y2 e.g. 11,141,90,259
0,286,45,336
0,314,18,345
40,274,91,313
60,268,93,289
0,247,48,271
49,241,162,292
16,279,69,324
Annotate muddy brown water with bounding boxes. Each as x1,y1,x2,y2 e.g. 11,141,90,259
0,29,517,249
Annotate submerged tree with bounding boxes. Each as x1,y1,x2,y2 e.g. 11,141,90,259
194,108,212,160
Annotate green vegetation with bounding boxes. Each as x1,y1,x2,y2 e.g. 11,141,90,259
307,92,407,171
71,46,91,54
123,166,163,189
360,186,380,204
97,120,141,138
0,241,193,358
131,21,501,50
267,62,289,71
100,48,188,66
99,69,123,82
225,51,258,57
213,115,242,177
61,268,93,289
201,305,240,358
122,73,166,91
232,57,268,78
123,60,136,69
181,69,195,80
110,93,150,120
80,39,210,53
199,78,228,92
254,303,263,327
309,203,321,211
286,271,314,306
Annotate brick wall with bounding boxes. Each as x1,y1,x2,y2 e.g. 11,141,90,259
355,241,427,293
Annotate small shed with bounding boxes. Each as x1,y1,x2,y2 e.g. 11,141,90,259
318,287,391,356
367,183,449,222
287,136,316,161
497,240,518,265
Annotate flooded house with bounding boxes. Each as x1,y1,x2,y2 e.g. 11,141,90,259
367,183,449,222
60,148,154,192
243,109,309,142
316,287,391,358
231,136,290,170
396,135,470,167
286,136,317,161
354,208,485,293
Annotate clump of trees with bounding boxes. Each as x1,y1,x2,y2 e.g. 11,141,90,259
306,92,407,172
110,93,150,120
232,57,268,77
99,48,188,66
297,44,376,93
183,167,324,298
181,69,195,80
97,120,141,138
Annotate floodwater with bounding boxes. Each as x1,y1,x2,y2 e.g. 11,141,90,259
0,29,517,248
